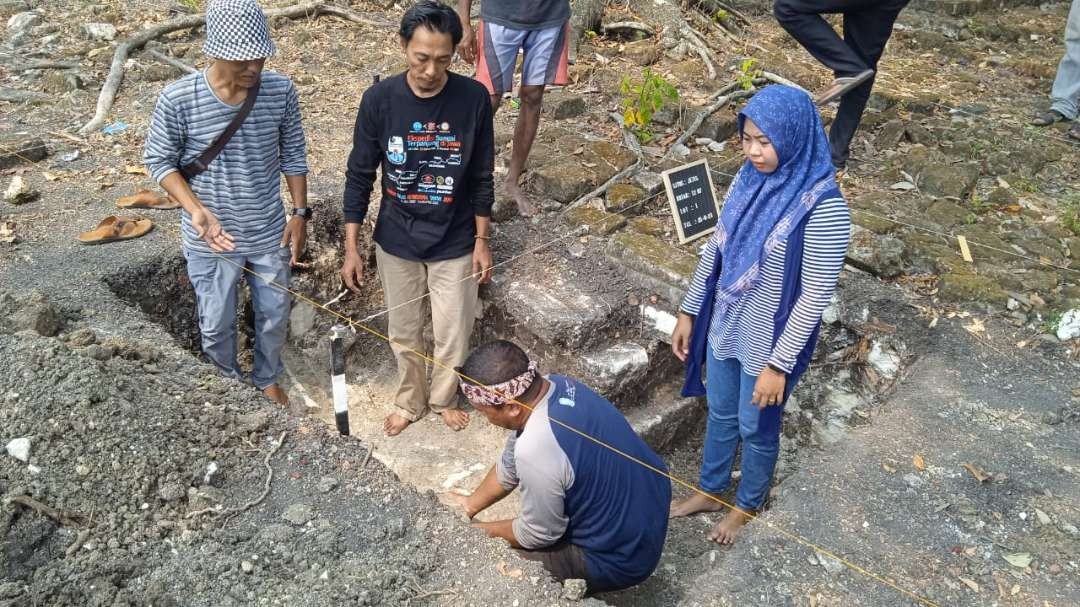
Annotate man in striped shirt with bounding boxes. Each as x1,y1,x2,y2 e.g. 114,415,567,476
144,0,309,406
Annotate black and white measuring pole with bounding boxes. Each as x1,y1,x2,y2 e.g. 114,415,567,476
329,324,350,436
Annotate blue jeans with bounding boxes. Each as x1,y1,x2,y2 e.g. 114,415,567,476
699,352,796,511
1051,0,1080,120
184,246,291,389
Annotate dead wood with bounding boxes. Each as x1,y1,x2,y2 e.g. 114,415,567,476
9,60,80,71
186,431,286,524
147,49,197,75
602,21,656,38
77,2,389,135
663,81,754,160
10,495,89,527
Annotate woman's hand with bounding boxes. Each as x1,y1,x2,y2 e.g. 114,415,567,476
671,312,694,362
751,367,786,409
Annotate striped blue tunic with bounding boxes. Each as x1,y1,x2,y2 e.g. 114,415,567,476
680,197,851,375
144,70,308,255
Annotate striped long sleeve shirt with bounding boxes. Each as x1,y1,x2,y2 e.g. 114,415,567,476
680,197,851,375
144,70,308,255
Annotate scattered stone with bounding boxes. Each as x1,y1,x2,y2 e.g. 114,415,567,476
670,143,691,159
6,10,39,46
562,206,626,236
544,90,586,120
917,164,979,199
11,292,62,336
867,341,901,380
83,343,114,361
0,87,49,104
241,560,254,574
606,231,697,304
0,1,30,19
255,524,294,545
562,578,588,601
499,278,611,348
5,437,30,462
282,503,314,526
627,216,664,236
158,480,187,503
1056,309,1080,341
75,464,90,476
81,22,116,41
4,175,39,205
605,183,646,213
317,476,338,494
632,170,664,196
816,553,845,576
582,342,649,394
235,411,270,434
387,516,407,539
622,39,659,65
986,187,1018,207
42,70,84,93
288,303,317,340
846,226,905,278
0,136,47,170
938,272,1008,307
66,327,97,347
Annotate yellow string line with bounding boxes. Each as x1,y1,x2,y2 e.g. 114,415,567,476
210,252,940,607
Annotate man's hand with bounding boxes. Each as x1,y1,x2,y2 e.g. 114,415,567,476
341,250,365,293
457,22,477,64
751,367,786,409
280,215,307,266
671,312,693,362
445,491,477,521
472,239,493,284
191,207,235,252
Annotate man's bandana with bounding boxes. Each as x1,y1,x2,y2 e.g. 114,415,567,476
459,362,538,407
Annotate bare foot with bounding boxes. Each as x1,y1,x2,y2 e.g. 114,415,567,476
707,508,753,545
669,492,725,518
505,178,535,217
262,384,289,406
438,408,470,431
383,412,413,436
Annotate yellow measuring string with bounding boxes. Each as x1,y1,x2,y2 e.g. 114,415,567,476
211,253,940,607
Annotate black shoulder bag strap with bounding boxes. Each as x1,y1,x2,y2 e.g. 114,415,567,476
180,77,261,181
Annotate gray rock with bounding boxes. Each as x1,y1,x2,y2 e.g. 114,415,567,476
846,225,905,279
317,476,338,494
11,293,62,336
670,143,691,159
562,578,587,601
5,437,30,462
4,175,39,205
544,90,586,120
497,279,611,349
0,87,47,105
0,580,21,599
0,135,47,170
255,523,294,545
289,303,317,339
81,22,116,41
157,480,187,503
282,503,314,526
0,1,30,19
917,163,979,199
67,327,97,347
241,560,254,574
581,342,649,395
387,516,406,538
631,170,664,196
41,70,84,93
83,344,114,361
6,10,40,46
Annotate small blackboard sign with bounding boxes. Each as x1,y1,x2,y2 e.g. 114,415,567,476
661,159,720,244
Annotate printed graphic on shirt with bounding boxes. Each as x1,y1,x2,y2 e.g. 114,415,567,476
386,136,406,165
384,120,463,206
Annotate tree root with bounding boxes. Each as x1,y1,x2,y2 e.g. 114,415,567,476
185,431,287,525
147,49,197,75
561,112,644,214
77,2,389,135
680,25,717,79
602,21,656,39
9,495,88,528
663,80,754,161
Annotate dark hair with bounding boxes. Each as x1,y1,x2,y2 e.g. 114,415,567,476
460,340,530,386
399,0,463,46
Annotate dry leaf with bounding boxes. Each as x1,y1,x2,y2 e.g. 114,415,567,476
928,316,939,329
959,577,980,593
1016,340,1028,348
913,454,927,471
1010,585,1020,596
1003,204,1021,214
961,463,991,482
125,165,149,176
42,171,59,181
1002,553,1033,569
882,461,896,473
964,318,986,335
572,146,584,155
1035,509,1051,525
582,162,597,168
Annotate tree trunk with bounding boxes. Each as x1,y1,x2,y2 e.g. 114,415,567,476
570,0,604,61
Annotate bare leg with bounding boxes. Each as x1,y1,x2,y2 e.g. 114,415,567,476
669,492,725,518
506,84,544,217
707,508,753,545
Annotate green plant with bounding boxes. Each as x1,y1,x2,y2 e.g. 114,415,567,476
1063,195,1080,236
179,0,202,11
712,8,730,25
620,68,679,144
584,29,598,40
736,57,761,91
1041,310,1064,335
970,194,992,215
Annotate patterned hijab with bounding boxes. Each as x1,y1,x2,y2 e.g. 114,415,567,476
711,85,836,313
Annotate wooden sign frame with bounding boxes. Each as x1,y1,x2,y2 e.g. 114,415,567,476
661,158,721,244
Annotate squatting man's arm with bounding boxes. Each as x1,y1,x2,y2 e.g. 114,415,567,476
448,464,521,548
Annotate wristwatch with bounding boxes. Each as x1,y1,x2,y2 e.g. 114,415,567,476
291,207,312,219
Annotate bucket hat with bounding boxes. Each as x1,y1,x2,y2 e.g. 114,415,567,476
203,0,276,61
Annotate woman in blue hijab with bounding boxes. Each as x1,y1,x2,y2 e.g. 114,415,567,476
669,85,851,544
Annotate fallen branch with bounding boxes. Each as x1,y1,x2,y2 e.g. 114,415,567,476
10,495,88,527
692,0,752,28
759,71,809,93
601,21,656,38
65,529,92,557
561,112,644,214
405,579,459,605
78,2,389,135
147,49,197,75
10,60,80,71
663,83,754,161
680,26,716,80
361,443,374,471
186,431,287,523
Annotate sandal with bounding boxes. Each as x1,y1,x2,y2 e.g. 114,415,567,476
77,215,154,245
116,190,181,210
815,69,875,105
1030,109,1068,126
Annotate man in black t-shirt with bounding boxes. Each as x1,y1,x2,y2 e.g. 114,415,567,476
341,1,495,436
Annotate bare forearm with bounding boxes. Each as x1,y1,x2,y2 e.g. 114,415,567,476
159,172,204,215
285,174,307,208
475,215,491,239
456,0,472,20
473,519,521,548
344,222,362,255
464,466,512,518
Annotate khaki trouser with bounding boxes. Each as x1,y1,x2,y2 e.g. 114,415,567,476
375,244,479,421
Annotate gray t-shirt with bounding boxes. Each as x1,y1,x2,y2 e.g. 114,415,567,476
480,0,571,30
496,380,575,548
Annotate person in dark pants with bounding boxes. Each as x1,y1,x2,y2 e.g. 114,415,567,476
773,0,911,171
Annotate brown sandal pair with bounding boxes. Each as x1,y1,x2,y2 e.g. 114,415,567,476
116,189,180,210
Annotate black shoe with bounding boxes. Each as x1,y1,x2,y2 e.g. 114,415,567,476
1031,109,1068,126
